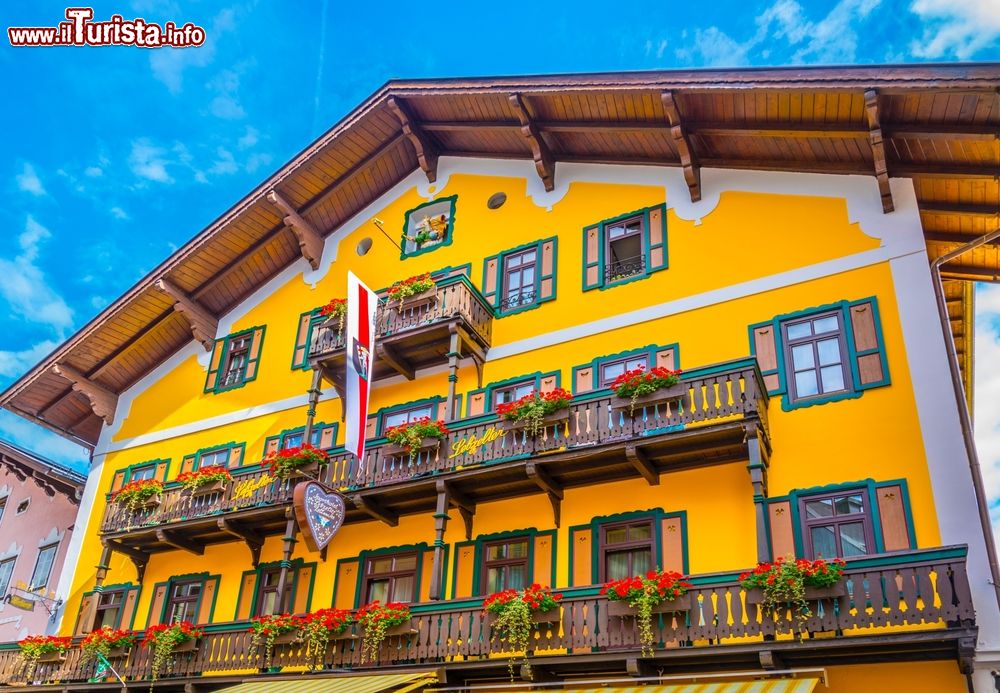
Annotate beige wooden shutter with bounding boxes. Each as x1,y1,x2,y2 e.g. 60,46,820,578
293,565,314,614
767,500,796,560
319,425,336,449
180,455,197,474
582,224,603,291
655,346,677,370
197,576,219,624
110,470,127,494
119,586,140,629
876,485,912,552
539,374,558,393
751,323,781,393
537,238,557,303
243,327,266,381
333,558,360,609
570,527,592,586
659,515,685,573
293,312,314,369
453,545,475,598
204,339,225,392
154,460,169,481
227,445,244,468
532,533,554,586
147,583,168,627
574,366,595,394
848,299,889,389
482,254,500,307
646,205,667,273
74,593,97,636
467,392,486,417
235,572,257,620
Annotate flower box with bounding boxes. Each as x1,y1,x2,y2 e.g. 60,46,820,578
485,608,560,630
382,621,418,637
501,410,569,433
106,645,131,658
383,437,441,457
396,288,437,310
611,382,688,413
172,637,200,653
606,594,692,617
188,480,227,497
744,583,846,605
289,461,323,479
272,632,302,646
37,651,66,664
143,495,162,509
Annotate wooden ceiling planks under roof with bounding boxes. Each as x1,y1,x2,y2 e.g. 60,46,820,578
1,64,997,448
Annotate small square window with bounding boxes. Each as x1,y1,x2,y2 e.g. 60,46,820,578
600,520,654,582
129,465,157,482
492,380,536,410
198,448,230,469
165,579,203,624
219,334,252,389
383,403,436,431
15,499,29,515
481,538,530,594
29,544,58,591
94,589,126,630
800,490,874,559
599,354,650,388
605,215,645,283
781,311,852,403
363,552,418,604
280,428,321,450
499,248,538,312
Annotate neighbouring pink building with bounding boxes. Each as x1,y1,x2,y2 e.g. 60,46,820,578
0,440,83,642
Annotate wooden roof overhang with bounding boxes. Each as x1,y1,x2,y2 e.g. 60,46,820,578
2,64,997,448
0,439,85,503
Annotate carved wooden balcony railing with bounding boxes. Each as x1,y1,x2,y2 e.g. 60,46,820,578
308,274,493,385
99,359,768,544
0,548,975,688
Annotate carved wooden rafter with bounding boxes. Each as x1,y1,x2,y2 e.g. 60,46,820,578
624,443,659,486
104,540,149,582
351,493,399,526
265,190,325,270
387,97,439,183
154,278,218,351
864,89,895,213
377,342,415,380
661,91,701,202
156,529,204,555
217,518,263,568
509,93,555,192
526,462,562,527
51,363,118,426
439,480,476,540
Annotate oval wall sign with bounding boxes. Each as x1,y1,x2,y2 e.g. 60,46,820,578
292,481,346,552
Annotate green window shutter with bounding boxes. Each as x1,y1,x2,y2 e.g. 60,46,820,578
645,204,668,273
582,224,603,291
537,237,557,304
204,338,225,393
242,326,266,383
847,298,890,390
482,253,500,308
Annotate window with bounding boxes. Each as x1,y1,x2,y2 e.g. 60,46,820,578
383,403,436,431
0,558,15,597
15,499,28,515
801,491,874,559
197,448,230,469
500,248,537,312
206,327,265,393
94,589,125,629
492,380,536,410
129,464,157,482
481,539,529,594
254,568,290,616
29,544,58,591
0,497,7,525
605,215,645,283
600,520,654,582
362,553,418,604
782,311,851,403
165,580,202,624
281,428,321,450
599,354,650,388
220,333,252,389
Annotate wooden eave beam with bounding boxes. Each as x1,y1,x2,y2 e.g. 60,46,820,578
155,529,205,555
508,93,556,192
920,202,1000,218
51,363,118,426
387,97,439,183
264,190,325,270
377,342,415,381
624,443,659,486
926,231,1000,246
103,539,148,563
154,278,218,351
661,91,701,202
939,265,1000,280
351,494,399,526
217,518,263,568
864,89,894,213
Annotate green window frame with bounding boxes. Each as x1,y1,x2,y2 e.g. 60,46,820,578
582,203,668,292
291,308,327,371
147,572,220,626
194,442,245,470
373,397,446,437
400,196,457,259
465,370,561,417
571,343,679,395
346,543,439,608
205,325,266,394
109,458,170,494
262,422,338,456
85,582,140,631
450,529,557,598
481,237,558,316
235,559,316,619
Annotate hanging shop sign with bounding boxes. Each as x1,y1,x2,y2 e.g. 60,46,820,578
293,481,346,552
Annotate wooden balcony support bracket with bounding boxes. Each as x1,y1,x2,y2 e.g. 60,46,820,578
217,518,264,569
746,423,770,564
661,91,701,202
430,481,452,601
155,529,205,556
103,540,148,582
626,657,657,678
154,278,218,351
265,189,325,270
509,93,556,192
450,322,486,388
526,462,562,527
625,443,659,486
387,96,439,184
864,89,894,213
51,363,118,426
759,650,784,670
377,342,415,381
520,663,561,683
958,635,976,675
352,493,399,526
274,517,298,616
440,479,476,540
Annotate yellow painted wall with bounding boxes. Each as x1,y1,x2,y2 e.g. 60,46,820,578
65,171,939,636
825,661,966,692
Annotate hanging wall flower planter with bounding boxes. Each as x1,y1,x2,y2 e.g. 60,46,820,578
609,366,685,415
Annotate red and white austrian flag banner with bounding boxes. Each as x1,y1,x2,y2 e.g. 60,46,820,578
345,271,378,460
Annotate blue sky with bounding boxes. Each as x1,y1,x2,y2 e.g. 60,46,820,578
0,0,997,477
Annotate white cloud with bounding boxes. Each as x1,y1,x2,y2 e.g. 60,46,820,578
109,206,129,220
0,340,59,378
909,0,1000,59
245,152,272,174
0,217,73,332
208,147,238,175
15,163,45,196
129,138,174,183
149,44,214,94
84,166,103,178
210,94,245,119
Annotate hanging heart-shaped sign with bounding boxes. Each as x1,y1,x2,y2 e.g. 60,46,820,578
293,481,346,552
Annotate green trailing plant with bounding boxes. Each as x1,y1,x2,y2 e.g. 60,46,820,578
601,569,692,657
496,388,572,437
319,298,347,335
386,273,435,303
384,417,449,460
611,366,683,414
81,626,136,665
740,556,846,624
112,479,164,513
356,601,411,663
263,443,329,479
483,584,562,680
300,608,354,668
175,465,231,493
16,635,71,682
142,621,203,683
249,613,304,668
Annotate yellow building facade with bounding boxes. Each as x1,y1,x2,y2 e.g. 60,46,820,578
2,68,998,692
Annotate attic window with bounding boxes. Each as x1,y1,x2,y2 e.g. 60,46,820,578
16,499,29,515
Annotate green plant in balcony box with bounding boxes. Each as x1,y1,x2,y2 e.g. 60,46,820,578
16,634,71,681
386,273,435,304
301,608,355,667
319,297,347,334
384,417,449,460
611,366,682,414
263,443,329,479
175,465,232,493
249,613,304,668
81,626,136,666
483,584,562,680
356,601,411,663
496,388,572,437
112,478,164,513
142,620,203,682
740,556,846,622
601,569,692,657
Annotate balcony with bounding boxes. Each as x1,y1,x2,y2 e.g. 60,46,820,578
308,274,493,386
99,359,768,554
0,547,976,689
